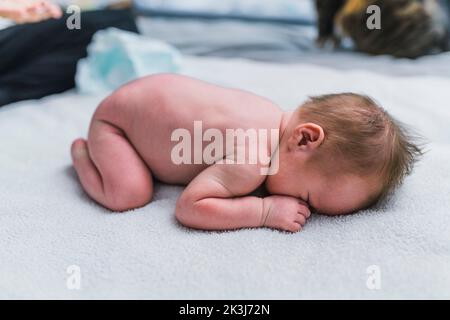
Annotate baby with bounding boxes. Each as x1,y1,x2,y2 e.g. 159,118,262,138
71,74,421,232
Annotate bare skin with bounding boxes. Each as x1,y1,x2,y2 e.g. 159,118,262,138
0,0,62,24
71,74,377,232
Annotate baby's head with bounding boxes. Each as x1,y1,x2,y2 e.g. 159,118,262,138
266,93,422,215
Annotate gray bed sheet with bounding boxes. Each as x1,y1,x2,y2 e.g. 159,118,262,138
136,16,321,63
136,16,450,78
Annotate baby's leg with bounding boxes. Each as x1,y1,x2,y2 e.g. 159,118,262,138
71,119,153,211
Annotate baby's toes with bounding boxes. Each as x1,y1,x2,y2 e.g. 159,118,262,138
71,138,88,160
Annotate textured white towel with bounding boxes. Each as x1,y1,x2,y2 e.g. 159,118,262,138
0,54,449,299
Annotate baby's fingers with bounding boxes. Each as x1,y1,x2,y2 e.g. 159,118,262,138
295,213,306,226
297,203,311,218
286,222,302,233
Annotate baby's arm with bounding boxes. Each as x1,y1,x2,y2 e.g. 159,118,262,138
176,163,310,232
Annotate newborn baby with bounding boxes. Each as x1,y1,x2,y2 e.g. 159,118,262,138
71,74,421,232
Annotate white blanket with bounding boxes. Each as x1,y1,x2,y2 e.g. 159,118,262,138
1,54,450,299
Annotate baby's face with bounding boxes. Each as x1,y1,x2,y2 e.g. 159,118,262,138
265,159,378,215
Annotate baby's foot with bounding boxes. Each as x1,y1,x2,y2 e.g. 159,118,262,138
71,138,107,206
71,138,89,161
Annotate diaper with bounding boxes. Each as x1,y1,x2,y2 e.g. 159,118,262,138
76,27,182,94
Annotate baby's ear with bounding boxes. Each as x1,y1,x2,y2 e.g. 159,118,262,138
288,123,325,152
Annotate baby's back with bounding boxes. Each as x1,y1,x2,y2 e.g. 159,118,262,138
93,74,283,184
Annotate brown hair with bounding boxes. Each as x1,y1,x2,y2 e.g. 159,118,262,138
299,93,423,203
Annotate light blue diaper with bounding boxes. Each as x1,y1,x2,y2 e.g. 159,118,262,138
76,28,182,94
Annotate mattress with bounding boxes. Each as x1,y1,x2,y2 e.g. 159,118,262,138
1,53,449,299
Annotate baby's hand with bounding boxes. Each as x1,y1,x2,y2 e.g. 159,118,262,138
262,195,311,233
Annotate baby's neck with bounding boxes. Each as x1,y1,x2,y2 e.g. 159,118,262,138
264,111,293,175
279,111,294,143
